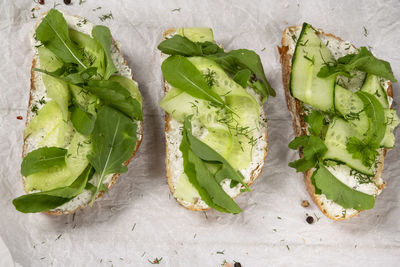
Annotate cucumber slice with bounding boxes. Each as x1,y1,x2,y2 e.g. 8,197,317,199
38,47,70,120
360,74,389,108
334,84,369,135
177,28,214,42
323,118,375,176
69,29,105,76
202,128,233,159
381,109,399,148
290,23,336,112
25,132,92,191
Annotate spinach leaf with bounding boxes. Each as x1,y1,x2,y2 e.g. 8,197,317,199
313,164,375,210
87,106,138,206
157,35,203,56
161,55,226,108
317,47,397,82
35,9,87,69
233,69,252,88
92,25,118,79
70,104,95,135
180,116,242,214
85,80,142,121
21,147,67,177
13,166,93,213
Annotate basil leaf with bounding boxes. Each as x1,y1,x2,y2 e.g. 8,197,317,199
92,25,118,79
13,166,93,213
35,9,87,69
304,110,324,136
161,55,225,107
233,69,252,88
157,35,203,56
313,164,375,210
179,117,241,214
87,106,138,206
85,80,142,121
226,49,276,98
70,104,95,135
21,147,67,177
184,116,250,191
318,47,397,82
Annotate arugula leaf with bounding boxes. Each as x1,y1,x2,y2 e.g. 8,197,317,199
233,69,252,88
33,66,98,84
85,80,142,121
226,49,276,99
304,110,324,136
13,166,93,213
21,147,67,177
157,35,203,56
180,116,242,213
87,106,138,206
70,104,95,135
35,9,87,69
184,116,250,191
317,47,397,82
92,25,118,79
161,55,226,108
313,164,375,210
199,41,224,55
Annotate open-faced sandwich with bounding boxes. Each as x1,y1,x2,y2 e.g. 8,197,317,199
12,9,143,214
158,28,274,213
279,23,399,220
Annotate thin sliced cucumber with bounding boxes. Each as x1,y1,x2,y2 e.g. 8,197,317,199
290,23,336,112
381,109,399,148
360,74,389,109
323,118,375,176
177,28,214,42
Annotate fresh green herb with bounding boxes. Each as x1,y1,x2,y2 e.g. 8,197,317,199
36,9,87,69
303,55,315,65
180,116,247,214
317,47,397,82
148,257,163,264
79,0,86,5
38,96,46,105
216,250,225,255
363,26,368,37
346,137,379,167
304,110,324,135
99,12,113,22
312,163,375,210
233,69,251,88
92,25,118,79
92,7,102,11
203,68,217,87
13,166,93,213
55,234,62,241
34,66,98,85
158,35,203,56
171,8,181,12
21,147,67,177
84,79,142,121
87,106,138,206
291,34,297,42
261,47,266,51
31,104,39,114
350,169,373,184
70,104,95,135
161,55,226,109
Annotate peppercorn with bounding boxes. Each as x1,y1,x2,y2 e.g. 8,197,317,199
306,216,314,224
234,263,242,267
301,200,310,207
64,0,71,4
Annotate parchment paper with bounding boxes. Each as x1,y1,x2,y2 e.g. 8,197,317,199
1,0,399,266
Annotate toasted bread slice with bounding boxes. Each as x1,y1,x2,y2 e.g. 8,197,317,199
22,11,143,215
162,29,268,211
279,25,392,220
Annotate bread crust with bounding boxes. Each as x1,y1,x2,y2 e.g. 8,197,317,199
278,26,391,221
21,12,143,215
162,29,268,211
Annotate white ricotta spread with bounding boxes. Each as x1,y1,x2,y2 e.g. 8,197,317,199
26,12,142,212
283,26,389,218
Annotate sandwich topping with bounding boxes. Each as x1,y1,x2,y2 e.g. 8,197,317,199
13,9,142,213
159,28,274,213
287,23,398,217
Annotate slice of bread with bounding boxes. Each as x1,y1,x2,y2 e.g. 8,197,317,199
162,29,269,211
279,25,393,220
22,11,143,215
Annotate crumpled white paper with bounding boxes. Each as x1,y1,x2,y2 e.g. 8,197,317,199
1,0,399,266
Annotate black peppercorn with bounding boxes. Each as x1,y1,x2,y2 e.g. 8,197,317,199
64,0,71,4
234,263,242,267
306,216,314,224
